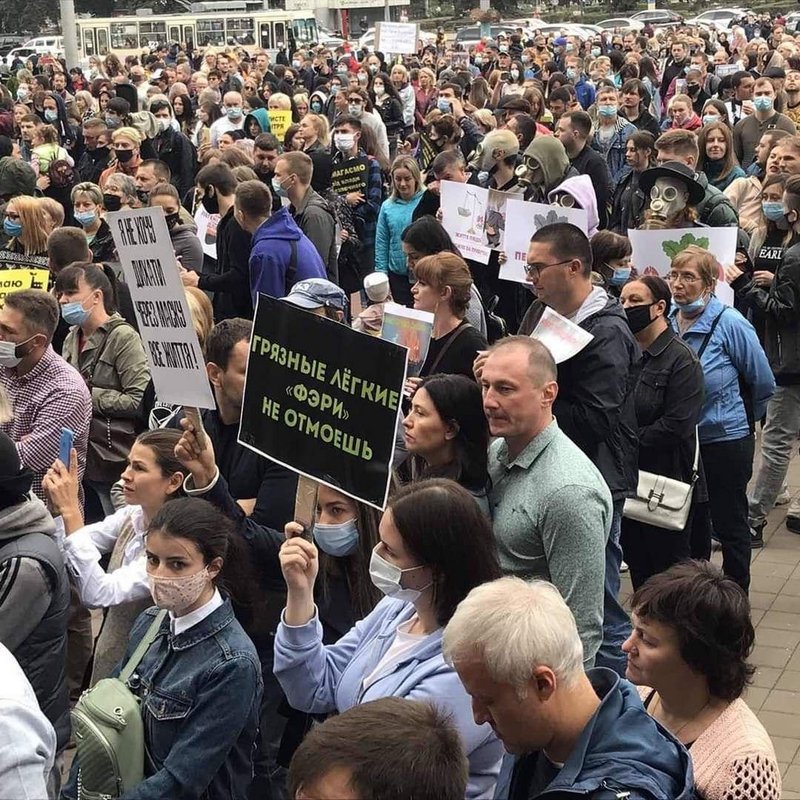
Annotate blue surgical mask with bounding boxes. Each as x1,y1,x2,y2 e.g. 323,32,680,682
763,201,786,221
3,218,21,237
313,518,359,557
702,114,719,125
74,210,97,227
598,104,617,118
609,266,632,286
437,97,452,113
566,67,577,80
591,47,601,57
753,96,774,113
675,295,706,313
330,84,340,95
271,176,288,197
44,109,58,123
105,115,120,129
348,104,362,118
61,299,92,327
226,106,243,119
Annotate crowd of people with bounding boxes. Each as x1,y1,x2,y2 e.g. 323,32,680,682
0,8,797,799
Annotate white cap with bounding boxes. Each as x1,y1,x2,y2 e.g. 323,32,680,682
364,272,390,303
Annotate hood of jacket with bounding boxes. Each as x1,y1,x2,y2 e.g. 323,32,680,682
244,107,270,136
548,174,599,236
253,206,303,244
0,494,56,542
541,669,694,799
524,137,569,192
0,156,36,197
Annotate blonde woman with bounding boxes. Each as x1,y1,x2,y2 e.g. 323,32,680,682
74,90,96,121
375,155,425,305
0,196,53,270
299,113,332,194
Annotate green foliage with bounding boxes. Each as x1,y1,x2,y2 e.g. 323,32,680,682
0,0,57,34
661,233,709,260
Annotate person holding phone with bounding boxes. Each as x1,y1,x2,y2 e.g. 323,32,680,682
274,479,504,798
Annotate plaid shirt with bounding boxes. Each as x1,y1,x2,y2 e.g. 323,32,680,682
0,347,91,501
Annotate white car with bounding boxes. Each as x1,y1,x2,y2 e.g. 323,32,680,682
596,17,645,32
524,22,596,40
357,26,436,52
686,8,748,30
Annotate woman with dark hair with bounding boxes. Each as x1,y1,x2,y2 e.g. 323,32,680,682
192,102,223,150
624,560,781,799
590,230,632,296
64,497,262,799
54,261,150,516
701,98,732,128
619,276,705,589
411,252,488,381
370,71,404,157
697,121,745,191
402,374,490,510
42,429,184,682
274,478,504,798
401,216,487,337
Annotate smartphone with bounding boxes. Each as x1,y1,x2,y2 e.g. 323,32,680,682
675,78,687,95
59,427,75,466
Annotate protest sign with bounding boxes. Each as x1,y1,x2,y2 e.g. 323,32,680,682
629,227,737,306
484,189,516,252
531,306,594,363
440,180,491,264
501,199,589,284
194,205,219,260
380,303,434,377
0,269,50,306
107,207,215,409
239,295,408,509
376,21,419,54
268,109,292,139
330,155,370,198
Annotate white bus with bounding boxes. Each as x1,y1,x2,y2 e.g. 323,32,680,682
75,7,318,61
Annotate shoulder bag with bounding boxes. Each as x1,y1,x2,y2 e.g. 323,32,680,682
72,609,167,799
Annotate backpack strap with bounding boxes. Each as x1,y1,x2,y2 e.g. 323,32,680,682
119,609,167,684
696,308,727,360
284,239,298,296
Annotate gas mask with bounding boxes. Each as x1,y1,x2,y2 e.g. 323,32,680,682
647,177,689,222
550,191,577,208
468,129,519,172
516,153,543,188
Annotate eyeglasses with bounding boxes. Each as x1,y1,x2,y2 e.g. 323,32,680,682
666,271,702,284
523,259,572,279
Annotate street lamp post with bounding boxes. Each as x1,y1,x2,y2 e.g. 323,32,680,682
60,0,79,70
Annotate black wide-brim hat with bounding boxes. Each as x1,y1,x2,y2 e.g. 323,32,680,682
639,161,706,207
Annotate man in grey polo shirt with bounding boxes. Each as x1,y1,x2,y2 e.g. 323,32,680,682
480,336,611,666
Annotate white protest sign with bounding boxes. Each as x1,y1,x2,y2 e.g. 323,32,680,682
440,180,490,264
376,22,420,55
501,199,589,284
629,227,738,306
531,306,594,363
107,208,216,409
194,205,220,260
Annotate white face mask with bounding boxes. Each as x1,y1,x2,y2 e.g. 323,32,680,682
369,545,431,604
158,117,171,132
334,132,356,152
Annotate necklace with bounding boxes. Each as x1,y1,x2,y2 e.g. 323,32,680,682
654,694,712,740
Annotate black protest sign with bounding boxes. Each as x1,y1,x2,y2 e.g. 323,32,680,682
330,156,370,198
238,295,408,509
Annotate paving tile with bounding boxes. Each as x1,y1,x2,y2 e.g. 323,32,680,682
752,666,783,689
751,591,777,611
784,764,800,793
771,736,800,763
758,548,800,565
751,574,790,594
751,644,794,669
771,594,800,614
752,608,766,626
780,579,800,597
744,685,770,711
775,671,800,692
758,710,800,739
759,610,800,632
751,560,797,579
762,689,800,714
787,649,800,672
755,627,800,649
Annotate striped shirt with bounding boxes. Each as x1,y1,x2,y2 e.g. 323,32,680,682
0,347,91,500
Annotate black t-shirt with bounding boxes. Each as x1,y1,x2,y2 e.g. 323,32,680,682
754,228,787,274
420,320,488,380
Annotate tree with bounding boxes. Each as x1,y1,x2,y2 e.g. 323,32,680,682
0,0,57,33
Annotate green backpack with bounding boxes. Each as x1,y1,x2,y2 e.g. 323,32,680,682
71,610,167,799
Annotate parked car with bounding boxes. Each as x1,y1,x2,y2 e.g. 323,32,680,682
453,25,514,48
0,35,26,58
596,17,645,31
686,8,749,30
631,9,685,26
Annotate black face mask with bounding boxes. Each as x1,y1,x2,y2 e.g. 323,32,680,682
115,148,135,164
165,212,181,229
625,302,656,334
201,191,219,214
136,188,149,205
102,193,122,212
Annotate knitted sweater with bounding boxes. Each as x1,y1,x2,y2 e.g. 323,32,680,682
638,689,781,799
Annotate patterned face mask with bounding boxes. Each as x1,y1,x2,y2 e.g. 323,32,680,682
148,567,211,614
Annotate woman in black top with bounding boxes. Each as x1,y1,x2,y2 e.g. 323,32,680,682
619,275,705,590
409,252,488,383
370,72,404,158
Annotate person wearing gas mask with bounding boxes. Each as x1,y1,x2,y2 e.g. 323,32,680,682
468,129,520,192
548,174,600,238
149,98,197,203
638,161,706,230
516,136,578,204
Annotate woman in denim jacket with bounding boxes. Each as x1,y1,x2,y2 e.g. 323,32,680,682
64,497,262,800
274,479,505,799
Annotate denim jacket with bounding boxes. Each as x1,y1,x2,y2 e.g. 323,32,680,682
65,598,262,800
590,118,636,184
670,296,775,445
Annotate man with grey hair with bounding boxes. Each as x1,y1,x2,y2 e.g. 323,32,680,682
442,577,695,799
480,336,610,667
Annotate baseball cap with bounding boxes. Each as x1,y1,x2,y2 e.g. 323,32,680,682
284,279,347,311
363,272,390,303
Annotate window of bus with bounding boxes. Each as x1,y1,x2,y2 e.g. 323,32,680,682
139,21,166,49
292,18,317,44
111,22,138,50
197,19,225,47
259,24,271,49
274,21,285,47
83,28,95,56
226,18,255,45
183,25,194,49
98,28,109,55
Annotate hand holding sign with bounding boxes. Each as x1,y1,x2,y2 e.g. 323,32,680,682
280,530,318,625
175,416,216,489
